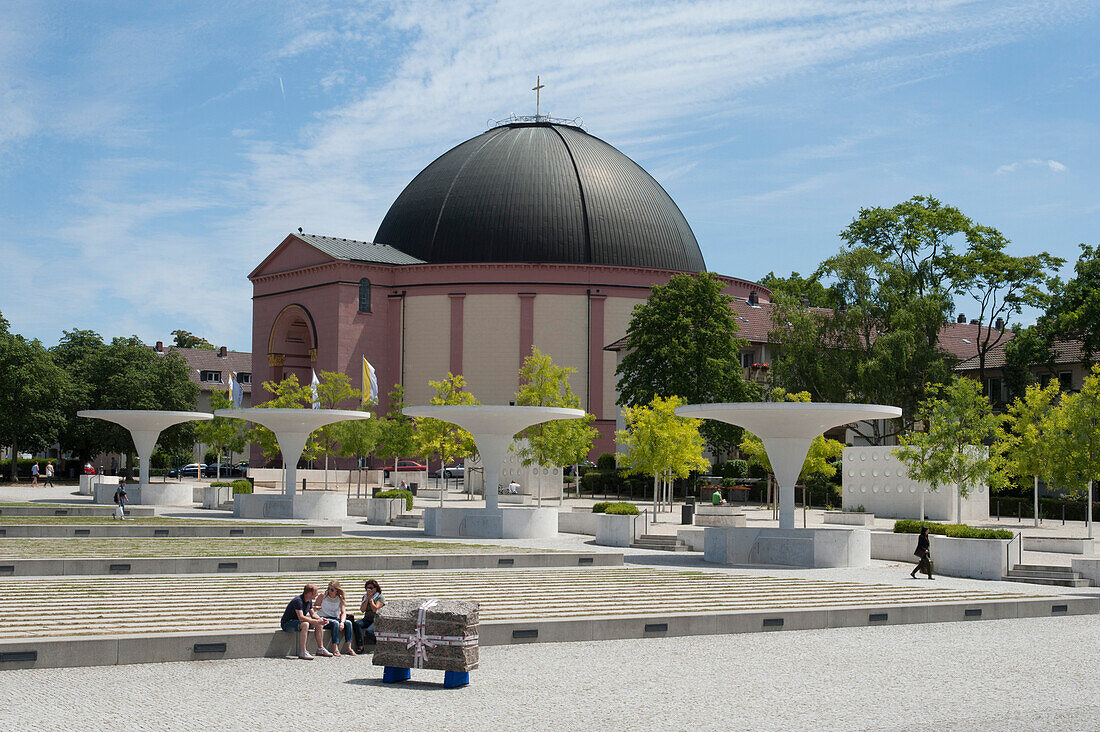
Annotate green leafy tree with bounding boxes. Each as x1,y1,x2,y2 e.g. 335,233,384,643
616,272,758,457
1042,243,1100,363
308,371,362,488
738,389,845,485
1002,324,1057,401
513,347,597,506
894,376,1007,523
193,389,246,480
1000,379,1061,527
1044,366,1100,538
757,271,836,308
171,329,215,350
955,229,1062,385
331,405,382,488
375,384,418,472
413,374,479,506
0,313,72,480
51,329,107,463
616,395,710,515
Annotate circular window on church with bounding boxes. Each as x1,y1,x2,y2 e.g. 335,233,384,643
860,485,866,493
872,453,879,461
860,454,867,461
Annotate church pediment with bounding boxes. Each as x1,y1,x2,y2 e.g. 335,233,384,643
248,234,337,279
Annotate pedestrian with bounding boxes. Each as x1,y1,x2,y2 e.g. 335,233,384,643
910,526,934,579
31,462,39,487
316,580,356,657
43,462,55,487
355,579,385,651
280,584,333,661
113,480,129,520
508,479,520,495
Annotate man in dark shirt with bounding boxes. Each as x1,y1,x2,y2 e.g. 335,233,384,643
281,584,332,660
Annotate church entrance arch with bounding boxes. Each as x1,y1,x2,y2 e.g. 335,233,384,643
266,303,318,389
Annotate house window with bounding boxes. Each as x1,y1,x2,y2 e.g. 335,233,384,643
739,352,754,369
200,370,222,383
358,278,371,313
237,372,252,385
983,377,1002,401
1059,371,1073,391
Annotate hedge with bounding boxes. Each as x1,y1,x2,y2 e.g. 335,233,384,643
894,520,1013,540
592,501,638,515
376,489,414,511
605,502,640,515
596,453,617,471
210,480,253,495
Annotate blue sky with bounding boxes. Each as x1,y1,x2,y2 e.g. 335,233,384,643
2,1,1097,350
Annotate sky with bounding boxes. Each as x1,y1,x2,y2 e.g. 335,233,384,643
1,0,1097,350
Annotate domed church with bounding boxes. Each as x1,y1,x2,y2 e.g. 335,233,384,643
249,119,769,456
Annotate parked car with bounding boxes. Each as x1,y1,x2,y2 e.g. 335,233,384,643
167,463,205,478
383,460,427,477
431,464,465,479
203,462,242,478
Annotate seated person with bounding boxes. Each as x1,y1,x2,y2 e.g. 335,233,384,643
280,584,333,660
711,488,723,506
317,580,355,657
355,579,385,652
507,479,520,494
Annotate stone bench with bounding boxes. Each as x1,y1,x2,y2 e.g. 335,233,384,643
823,511,876,527
694,506,747,527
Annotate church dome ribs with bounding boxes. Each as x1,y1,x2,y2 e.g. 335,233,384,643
374,122,705,272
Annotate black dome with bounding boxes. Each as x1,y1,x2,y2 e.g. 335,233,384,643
374,122,705,272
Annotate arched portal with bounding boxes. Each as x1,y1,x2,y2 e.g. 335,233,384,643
266,303,318,389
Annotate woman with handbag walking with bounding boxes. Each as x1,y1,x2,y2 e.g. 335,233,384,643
910,526,934,579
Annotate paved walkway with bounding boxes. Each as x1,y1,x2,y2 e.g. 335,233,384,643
0,566,1050,640
1,615,1096,730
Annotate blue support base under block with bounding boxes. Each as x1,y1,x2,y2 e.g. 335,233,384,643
443,671,470,688
382,666,411,683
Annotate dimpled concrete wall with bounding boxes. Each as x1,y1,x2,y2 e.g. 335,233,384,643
841,447,989,522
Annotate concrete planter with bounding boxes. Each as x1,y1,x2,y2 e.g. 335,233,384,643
704,526,870,568
694,506,747,527
870,531,1010,580
424,507,558,539
202,485,232,510
823,511,877,527
595,513,643,547
558,511,602,535
93,482,194,506
368,497,406,525
677,528,706,551
80,474,118,496
1070,557,1100,586
1023,536,1098,555
233,492,348,520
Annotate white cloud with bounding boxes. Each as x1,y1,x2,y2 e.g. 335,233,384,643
996,158,1067,175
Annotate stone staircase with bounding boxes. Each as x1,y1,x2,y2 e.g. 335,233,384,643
630,533,691,552
1005,564,1091,588
389,513,423,529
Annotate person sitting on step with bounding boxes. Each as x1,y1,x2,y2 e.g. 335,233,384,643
317,580,356,657
280,584,333,660
355,579,385,652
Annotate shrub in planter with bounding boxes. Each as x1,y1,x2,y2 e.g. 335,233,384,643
591,502,611,513
375,489,414,511
893,520,1013,540
603,502,640,515
596,453,617,471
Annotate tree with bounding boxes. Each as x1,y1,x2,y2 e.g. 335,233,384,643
375,384,417,472
1042,243,1100,363
306,371,362,488
894,376,1007,523
513,347,597,506
193,389,246,481
615,272,758,456
738,389,845,487
616,395,710,515
1002,324,1057,401
330,406,382,491
0,313,72,480
757,271,835,308
51,329,107,462
1044,366,1100,538
171,329,215,350
1000,379,1061,527
412,374,479,506
955,228,1062,386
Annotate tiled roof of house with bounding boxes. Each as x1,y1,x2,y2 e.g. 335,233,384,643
296,233,426,266
155,346,253,392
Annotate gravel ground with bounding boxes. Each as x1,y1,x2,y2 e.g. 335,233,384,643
1,615,1096,731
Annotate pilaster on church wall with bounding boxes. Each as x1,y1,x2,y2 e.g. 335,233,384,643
530,294,588,400
461,294,521,404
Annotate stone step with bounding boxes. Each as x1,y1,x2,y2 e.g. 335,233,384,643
1012,564,1077,574
1009,567,1081,579
1003,575,1091,588
637,534,681,543
389,515,423,528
